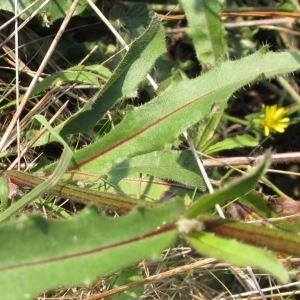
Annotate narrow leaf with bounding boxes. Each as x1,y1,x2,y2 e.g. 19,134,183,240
197,102,227,151
199,214,300,258
0,177,9,210
33,17,165,147
180,0,228,68
6,170,158,213
184,154,270,218
0,199,184,300
59,17,165,135
33,65,111,96
205,135,258,154
184,231,288,283
0,116,73,222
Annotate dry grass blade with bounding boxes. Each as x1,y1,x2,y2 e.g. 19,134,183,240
0,0,80,153
83,258,218,300
0,0,51,49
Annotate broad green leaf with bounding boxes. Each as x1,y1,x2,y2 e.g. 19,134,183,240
205,134,258,154
108,150,206,190
185,154,270,218
43,50,300,175
104,173,198,205
0,198,184,300
33,17,165,147
33,65,111,96
109,3,154,42
184,231,288,283
180,0,228,69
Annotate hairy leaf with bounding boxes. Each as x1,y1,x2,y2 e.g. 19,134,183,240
0,199,184,300
43,50,300,175
199,214,300,258
180,0,228,68
59,17,165,135
108,150,206,190
184,230,288,283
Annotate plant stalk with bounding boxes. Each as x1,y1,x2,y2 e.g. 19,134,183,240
5,170,158,214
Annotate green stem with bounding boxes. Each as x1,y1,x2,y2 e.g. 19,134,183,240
0,147,72,222
0,115,74,222
223,114,248,126
261,176,293,200
6,170,157,215
277,75,300,105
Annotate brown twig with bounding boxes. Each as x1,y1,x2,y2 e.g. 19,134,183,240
2,151,300,171
157,10,300,21
201,152,300,168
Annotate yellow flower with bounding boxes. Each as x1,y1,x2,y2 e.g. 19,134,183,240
260,105,290,137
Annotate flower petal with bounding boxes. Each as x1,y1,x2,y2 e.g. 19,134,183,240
260,105,290,136
264,126,270,136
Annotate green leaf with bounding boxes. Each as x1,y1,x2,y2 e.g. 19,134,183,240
42,50,300,175
5,170,159,213
198,214,300,259
103,173,197,205
108,150,206,190
185,154,271,218
0,199,184,300
111,267,144,300
184,231,288,283
228,191,300,233
0,177,9,210
180,0,228,69
59,17,165,135
0,115,74,222
33,17,165,148
196,102,227,151
205,134,258,154
109,3,154,42
33,65,111,96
